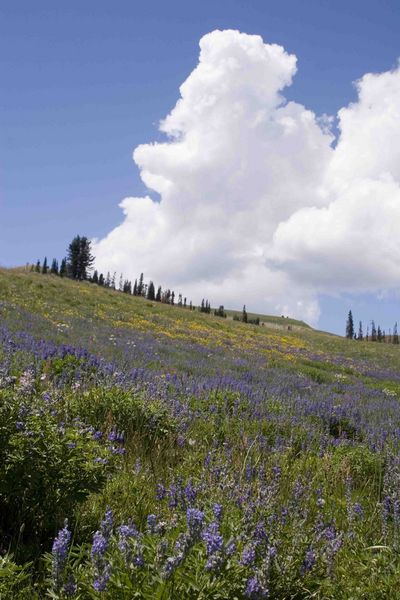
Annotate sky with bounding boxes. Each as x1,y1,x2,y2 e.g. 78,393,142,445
1,0,400,335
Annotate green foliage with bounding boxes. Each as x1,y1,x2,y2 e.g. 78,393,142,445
0,384,116,556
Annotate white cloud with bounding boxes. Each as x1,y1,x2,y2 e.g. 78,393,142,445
93,30,400,324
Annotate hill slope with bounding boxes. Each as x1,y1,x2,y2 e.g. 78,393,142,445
1,267,400,599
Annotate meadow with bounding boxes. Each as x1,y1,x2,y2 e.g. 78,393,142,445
1,267,400,598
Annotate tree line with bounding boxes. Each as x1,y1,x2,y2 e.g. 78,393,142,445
31,235,261,326
345,310,399,344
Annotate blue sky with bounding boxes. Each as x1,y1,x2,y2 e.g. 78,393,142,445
1,0,400,334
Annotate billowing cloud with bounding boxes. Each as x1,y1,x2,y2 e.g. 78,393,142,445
93,29,400,324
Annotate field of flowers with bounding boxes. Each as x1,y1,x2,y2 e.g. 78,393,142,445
1,268,400,598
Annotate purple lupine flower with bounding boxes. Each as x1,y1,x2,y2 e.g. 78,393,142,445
240,544,256,566
184,479,197,504
147,514,158,534
63,575,77,596
93,564,111,592
353,502,364,519
300,548,316,575
226,539,236,557
51,520,71,591
212,503,223,521
202,522,224,556
186,508,205,537
156,483,166,501
245,573,269,599
92,430,103,440
91,532,108,560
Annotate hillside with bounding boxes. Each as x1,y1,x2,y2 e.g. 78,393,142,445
1,268,400,598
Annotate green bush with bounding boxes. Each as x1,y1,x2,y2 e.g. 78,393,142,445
0,386,116,556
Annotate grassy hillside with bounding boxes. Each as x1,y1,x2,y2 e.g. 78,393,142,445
1,267,400,598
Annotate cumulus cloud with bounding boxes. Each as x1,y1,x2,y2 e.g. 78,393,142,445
93,29,400,324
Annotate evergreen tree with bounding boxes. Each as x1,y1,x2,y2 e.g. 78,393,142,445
147,281,155,301
242,305,248,323
171,291,175,305
133,279,138,296
156,286,162,302
92,270,99,284
50,258,59,275
377,326,383,342
59,258,67,277
111,272,116,289
35,260,41,273
371,320,377,342
201,299,205,312
214,305,226,318
189,301,193,311
345,310,354,339
357,321,363,341
41,257,48,274
393,322,399,345
178,294,183,307
137,273,144,296
119,273,124,292
98,273,105,286
67,235,94,280
184,297,187,308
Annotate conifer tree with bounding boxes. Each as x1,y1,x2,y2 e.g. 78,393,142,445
171,291,175,305
137,273,144,296
67,235,94,280
35,260,41,273
50,258,59,275
357,321,363,341
156,286,162,302
59,258,67,277
377,325,382,342
41,257,48,274
393,322,399,345
133,279,138,295
147,281,155,301
371,320,377,342
345,310,354,339
242,305,248,323
184,297,187,308
92,270,99,284
98,273,105,286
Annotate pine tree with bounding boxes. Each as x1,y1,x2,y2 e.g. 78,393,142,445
137,273,144,296
92,270,99,284
156,286,162,302
50,258,59,275
98,273,105,286
147,281,155,301
59,258,67,277
371,320,377,342
42,257,48,274
178,294,182,307
183,297,187,308
189,301,193,311
345,310,354,339
171,291,175,305
242,305,248,323
393,322,399,345
67,235,94,280
35,260,41,273
357,321,363,341
133,280,138,296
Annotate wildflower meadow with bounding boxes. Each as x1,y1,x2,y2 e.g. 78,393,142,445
1,268,400,598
